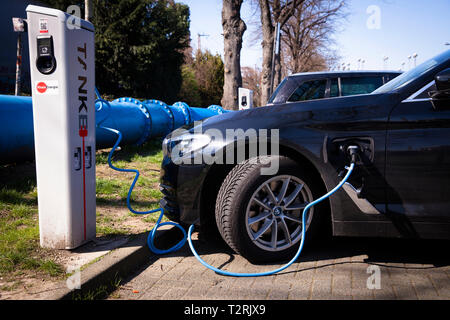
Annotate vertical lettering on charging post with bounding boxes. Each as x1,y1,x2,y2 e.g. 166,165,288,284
77,43,89,240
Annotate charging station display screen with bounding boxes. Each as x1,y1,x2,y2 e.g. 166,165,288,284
38,37,51,55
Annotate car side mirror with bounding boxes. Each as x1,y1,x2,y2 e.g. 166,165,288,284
429,68,450,110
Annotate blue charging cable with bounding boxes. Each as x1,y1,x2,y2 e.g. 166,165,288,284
99,126,187,254
100,119,356,276
187,163,355,277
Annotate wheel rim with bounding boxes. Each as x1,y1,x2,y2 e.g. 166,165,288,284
245,175,314,252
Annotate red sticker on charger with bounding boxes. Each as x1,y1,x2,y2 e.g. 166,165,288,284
36,82,47,93
35,81,59,95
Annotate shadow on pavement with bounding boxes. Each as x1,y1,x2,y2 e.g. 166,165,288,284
152,226,450,268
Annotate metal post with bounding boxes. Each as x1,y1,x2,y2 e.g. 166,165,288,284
12,17,26,96
85,0,92,21
269,22,281,98
15,33,23,96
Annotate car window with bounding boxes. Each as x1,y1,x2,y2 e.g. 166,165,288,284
407,81,437,100
288,79,327,102
330,78,339,97
268,77,299,104
341,76,384,96
268,78,287,104
383,73,400,84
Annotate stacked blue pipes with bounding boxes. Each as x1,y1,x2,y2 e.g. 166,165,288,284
0,94,230,165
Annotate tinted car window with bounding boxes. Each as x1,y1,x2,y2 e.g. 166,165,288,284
341,76,384,96
288,79,327,102
268,77,299,104
330,78,339,97
414,82,437,99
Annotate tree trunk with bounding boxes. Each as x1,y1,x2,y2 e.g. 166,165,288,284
259,0,274,106
221,0,246,110
259,0,302,105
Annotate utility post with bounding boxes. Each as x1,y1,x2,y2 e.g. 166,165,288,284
85,0,92,21
12,18,27,96
269,22,281,98
197,33,209,53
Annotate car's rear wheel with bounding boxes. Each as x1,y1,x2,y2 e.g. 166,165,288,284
215,156,328,263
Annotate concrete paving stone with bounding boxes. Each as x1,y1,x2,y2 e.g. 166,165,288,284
373,286,396,300
161,286,191,300
428,272,450,298
406,273,439,299
212,278,238,292
139,284,171,300
225,286,255,300
392,282,419,300
123,276,160,295
314,258,336,270
332,275,352,297
205,286,236,300
332,262,353,276
350,255,368,263
310,278,333,300
153,278,194,290
387,270,415,286
233,276,256,287
159,265,188,281
244,287,270,300
314,264,335,279
352,264,374,289
293,267,316,280
181,265,212,281
183,282,212,300
266,281,291,300
351,287,375,299
288,279,312,300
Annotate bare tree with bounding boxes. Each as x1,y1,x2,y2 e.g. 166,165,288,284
222,0,247,110
242,66,262,106
258,0,304,105
281,0,345,75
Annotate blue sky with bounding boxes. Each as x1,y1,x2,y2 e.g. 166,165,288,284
179,0,450,71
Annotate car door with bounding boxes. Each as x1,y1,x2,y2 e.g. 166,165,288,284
385,81,450,238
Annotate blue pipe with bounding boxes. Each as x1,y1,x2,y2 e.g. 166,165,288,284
0,94,229,165
0,95,35,165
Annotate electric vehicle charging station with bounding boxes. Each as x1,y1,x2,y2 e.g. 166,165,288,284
238,87,254,110
27,5,96,249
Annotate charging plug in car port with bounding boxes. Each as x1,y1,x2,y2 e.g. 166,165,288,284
328,137,374,166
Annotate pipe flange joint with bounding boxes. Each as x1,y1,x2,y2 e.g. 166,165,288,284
173,102,191,125
143,99,175,132
115,97,152,145
208,105,225,114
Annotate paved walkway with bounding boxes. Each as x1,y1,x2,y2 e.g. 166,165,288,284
108,233,450,300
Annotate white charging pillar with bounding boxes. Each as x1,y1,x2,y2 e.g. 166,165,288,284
238,87,254,110
27,5,96,249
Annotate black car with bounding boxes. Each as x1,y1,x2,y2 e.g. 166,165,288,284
160,50,450,263
268,71,401,105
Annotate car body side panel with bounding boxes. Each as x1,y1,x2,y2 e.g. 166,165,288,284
386,99,450,224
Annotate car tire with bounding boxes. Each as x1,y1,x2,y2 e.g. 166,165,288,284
215,156,328,263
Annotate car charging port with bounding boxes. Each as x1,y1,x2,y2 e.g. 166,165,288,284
346,145,361,164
